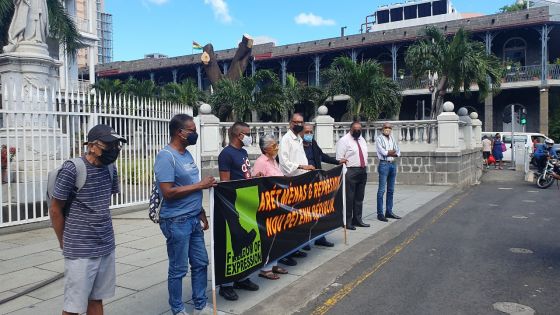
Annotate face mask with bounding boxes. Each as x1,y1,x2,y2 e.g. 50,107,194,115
293,125,304,134
186,132,198,145
241,134,253,147
303,134,313,143
352,130,362,139
383,128,391,136
99,147,120,165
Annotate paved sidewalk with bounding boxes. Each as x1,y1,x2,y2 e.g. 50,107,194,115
0,184,450,315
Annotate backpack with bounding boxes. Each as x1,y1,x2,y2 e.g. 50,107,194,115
148,149,175,223
46,158,114,217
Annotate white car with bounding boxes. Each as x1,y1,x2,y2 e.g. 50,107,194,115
481,132,550,161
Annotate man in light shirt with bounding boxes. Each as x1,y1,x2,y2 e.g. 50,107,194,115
376,122,401,222
482,135,492,169
335,121,370,230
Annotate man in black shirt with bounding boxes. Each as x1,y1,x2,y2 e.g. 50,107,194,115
302,124,346,247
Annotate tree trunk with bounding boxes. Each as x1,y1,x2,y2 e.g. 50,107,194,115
431,76,448,119
201,44,223,87
227,34,253,82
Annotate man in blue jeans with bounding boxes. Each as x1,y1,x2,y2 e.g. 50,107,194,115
376,122,402,222
155,114,217,315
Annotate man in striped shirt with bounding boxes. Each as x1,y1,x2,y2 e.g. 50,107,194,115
49,124,126,315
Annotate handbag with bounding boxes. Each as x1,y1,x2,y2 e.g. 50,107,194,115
488,155,496,165
501,142,507,152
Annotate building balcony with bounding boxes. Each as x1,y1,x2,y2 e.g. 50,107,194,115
396,64,560,95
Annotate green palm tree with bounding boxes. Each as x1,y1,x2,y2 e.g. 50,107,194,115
91,79,123,95
122,78,161,99
283,73,327,119
210,70,286,122
405,26,502,118
324,56,401,121
0,0,82,54
161,79,205,106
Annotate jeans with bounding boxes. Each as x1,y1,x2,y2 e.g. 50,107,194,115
160,214,208,314
377,161,397,216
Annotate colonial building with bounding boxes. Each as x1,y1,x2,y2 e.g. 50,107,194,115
95,2,560,134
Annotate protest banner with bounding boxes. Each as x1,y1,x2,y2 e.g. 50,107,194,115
212,165,344,285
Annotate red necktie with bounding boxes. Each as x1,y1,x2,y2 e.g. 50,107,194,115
356,139,365,168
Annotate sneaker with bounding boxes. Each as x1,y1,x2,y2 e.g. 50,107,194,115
175,310,189,315
193,304,224,315
233,278,259,291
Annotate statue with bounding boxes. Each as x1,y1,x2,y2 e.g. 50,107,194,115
3,0,49,53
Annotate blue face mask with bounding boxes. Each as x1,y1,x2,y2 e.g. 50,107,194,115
303,134,313,143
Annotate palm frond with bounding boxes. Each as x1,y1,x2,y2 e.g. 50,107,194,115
46,0,83,55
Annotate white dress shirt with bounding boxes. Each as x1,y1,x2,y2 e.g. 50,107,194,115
335,133,369,168
279,129,309,176
375,134,401,161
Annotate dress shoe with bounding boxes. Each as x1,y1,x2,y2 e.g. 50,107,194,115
315,238,334,247
346,224,356,230
302,245,311,251
354,220,370,227
219,286,238,301
377,214,388,222
291,250,307,258
233,278,259,291
279,257,297,266
386,213,401,219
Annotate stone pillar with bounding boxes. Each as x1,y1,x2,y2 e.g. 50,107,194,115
198,103,221,157
88,46,96,85
458,107,473,149
314,55,321,87
437,102,460,150
149,72,155,82
484,95,493,131
222,62,228,76
471,112,483,147
540,88,549,135
172,69,178,83
313,105,335,150
280,59,288,87
197,66,203,90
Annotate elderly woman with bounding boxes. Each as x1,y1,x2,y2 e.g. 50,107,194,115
252,134,288,280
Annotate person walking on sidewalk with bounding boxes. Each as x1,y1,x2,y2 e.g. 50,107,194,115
376,122,402,222
278,113,315,265
217,121,260,301
482,135,492,169
49,124,126,315
492,133,505,170
302,123,346,247
252,133,289,280
336,121,370,230
155,114,217,315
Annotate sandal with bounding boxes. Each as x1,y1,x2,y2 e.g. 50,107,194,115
259,270,280,280
272,266,288,274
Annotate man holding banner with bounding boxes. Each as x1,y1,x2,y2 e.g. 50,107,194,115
336,121,370,230
217,122,260,301
155,114,217,315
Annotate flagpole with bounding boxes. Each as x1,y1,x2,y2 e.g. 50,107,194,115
209,187,217,315
342,165,347,245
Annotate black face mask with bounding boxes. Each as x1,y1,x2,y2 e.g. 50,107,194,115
352,130,362,139
99,148,120,165
186,132,198,145
293,125,304,134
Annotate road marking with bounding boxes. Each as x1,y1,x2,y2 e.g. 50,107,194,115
312,193,468,315
493,302,535,315
512,215,528,219
522,200,536,203
499,187,513,190
527,190,538,193
489,204,499,207
509,248,533,254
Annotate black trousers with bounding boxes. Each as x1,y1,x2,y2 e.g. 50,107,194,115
345,167,367,225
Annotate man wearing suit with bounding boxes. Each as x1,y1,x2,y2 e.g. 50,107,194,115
302,124,347,246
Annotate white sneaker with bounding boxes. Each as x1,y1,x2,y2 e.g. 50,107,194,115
193,304,223,315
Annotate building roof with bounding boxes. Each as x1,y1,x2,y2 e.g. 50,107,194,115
96,6,556,77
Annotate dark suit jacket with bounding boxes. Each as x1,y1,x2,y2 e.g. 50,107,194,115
305,139,339,170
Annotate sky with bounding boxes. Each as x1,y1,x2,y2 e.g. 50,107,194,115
105,0,517,62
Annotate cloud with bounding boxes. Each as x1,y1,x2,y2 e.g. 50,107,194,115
252,35,278,46
294,13,336,26
204,0,233,23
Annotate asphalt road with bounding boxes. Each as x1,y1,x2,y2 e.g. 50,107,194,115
300,173,560,315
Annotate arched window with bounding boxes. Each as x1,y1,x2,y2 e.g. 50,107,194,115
503,37,527,66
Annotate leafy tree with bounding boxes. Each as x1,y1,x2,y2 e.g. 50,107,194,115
0,0,82,54
121,78,161,99
210,70,286,122
91,79,123,95
405,26,502,118
324,56,401,121
499,1,532,13
161,79,205,107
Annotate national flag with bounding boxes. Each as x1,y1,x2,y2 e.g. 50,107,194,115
192,41,203,50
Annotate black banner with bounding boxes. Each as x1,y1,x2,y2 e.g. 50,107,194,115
213,166,344,285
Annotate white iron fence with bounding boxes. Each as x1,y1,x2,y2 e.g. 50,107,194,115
0,84,192,227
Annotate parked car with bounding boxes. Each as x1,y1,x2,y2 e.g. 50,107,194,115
481,132,550,162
